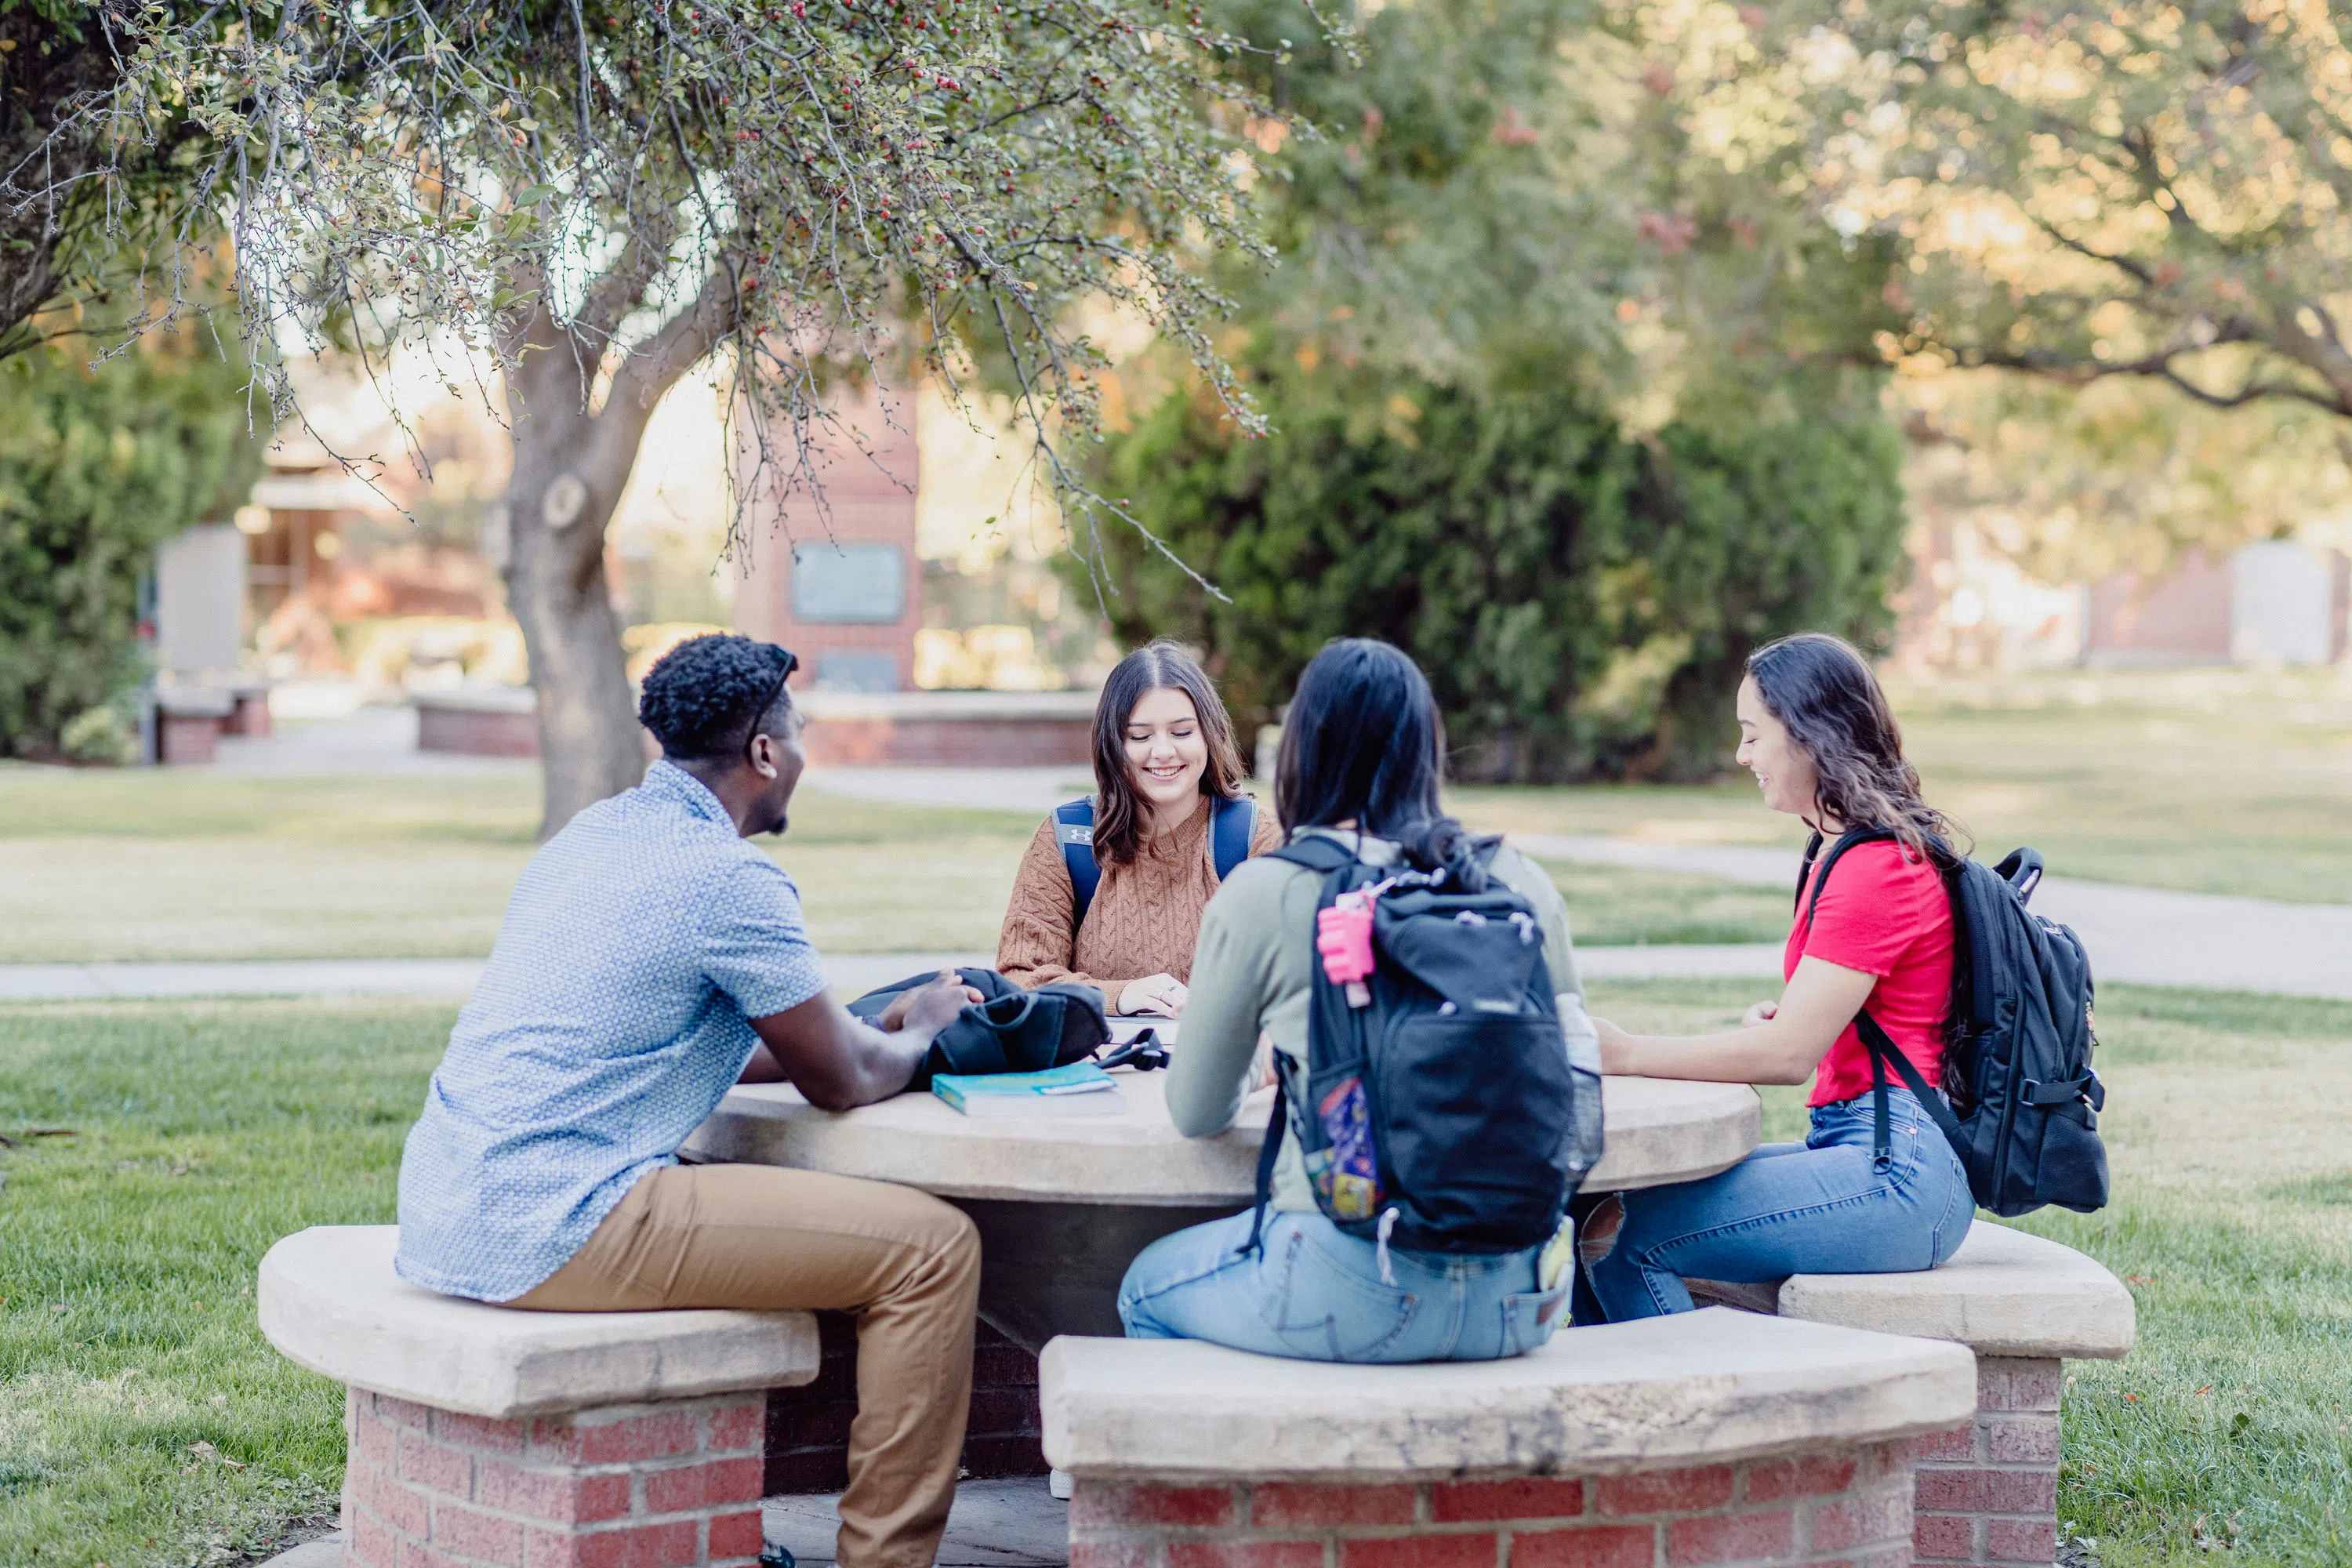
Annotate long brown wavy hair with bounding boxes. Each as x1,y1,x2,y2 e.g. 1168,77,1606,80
1744,633,1963,862
1091,641,1248,866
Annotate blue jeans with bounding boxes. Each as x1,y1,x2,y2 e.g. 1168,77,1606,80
1588,1087,1973,1321
1117,1210,1565,1362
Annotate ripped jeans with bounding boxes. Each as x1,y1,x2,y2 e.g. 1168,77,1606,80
1117,1209,1564,1363
1586,1087,1974,1321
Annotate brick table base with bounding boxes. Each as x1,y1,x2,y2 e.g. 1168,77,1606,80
767,1312,1047,1494
1911,1356,2063,1568
1068,1443,1918,1568
342,1386,768,1568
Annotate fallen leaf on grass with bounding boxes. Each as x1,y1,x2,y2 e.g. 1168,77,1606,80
2195,1385,2212,1396
2124,1392,2140,1402
2127,1273,2155,1284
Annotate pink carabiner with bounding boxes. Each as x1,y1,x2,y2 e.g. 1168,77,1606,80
1315,896,1376,1008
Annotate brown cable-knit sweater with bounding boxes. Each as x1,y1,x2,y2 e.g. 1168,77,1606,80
996,796,1283,1007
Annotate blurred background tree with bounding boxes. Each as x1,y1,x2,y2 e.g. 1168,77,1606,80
1764,0,2352,579
0,339,262,761
4,0,1316,832
1076,0,1910,780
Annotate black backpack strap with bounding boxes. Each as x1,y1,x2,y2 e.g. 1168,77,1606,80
1211,797,1257,883
1244,830,1363,1255
1054,799,1100,927
1246,1074,1287,1256
1265,833,1357,873
1799,828,1904,1170
1857,1009,1967,1164
1793,830,1824,913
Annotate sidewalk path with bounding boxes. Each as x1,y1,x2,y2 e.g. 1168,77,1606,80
0,946,1789,1005
0,953,990,1005
1515,834,2352,1003
807,769,2351,1000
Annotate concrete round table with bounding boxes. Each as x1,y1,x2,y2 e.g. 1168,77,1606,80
684,1072,1759,1352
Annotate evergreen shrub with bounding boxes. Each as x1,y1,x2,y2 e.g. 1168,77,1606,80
0,340,261,759
1082,361,1909,782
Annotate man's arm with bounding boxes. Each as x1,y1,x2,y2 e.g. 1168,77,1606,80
741,972,975,1111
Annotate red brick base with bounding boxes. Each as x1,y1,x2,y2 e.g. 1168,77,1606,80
765,1312,1048,1494
342,1385,767,1567
1911,1357,2063,1567
1066,1445,1918,1568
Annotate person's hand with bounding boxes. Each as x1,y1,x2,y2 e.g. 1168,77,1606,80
1119,973,1189,1018
1740,1000,1779,1029
882,971,983,1036
1593,1015,1637,1075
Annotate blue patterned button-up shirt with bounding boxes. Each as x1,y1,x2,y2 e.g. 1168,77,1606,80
395,760,826,1301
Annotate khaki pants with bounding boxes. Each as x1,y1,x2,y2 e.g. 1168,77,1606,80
510,1163,981,1568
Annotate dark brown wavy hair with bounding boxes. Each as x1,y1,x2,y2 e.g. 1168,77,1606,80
1091,641,1248,866
1744,633,1963,862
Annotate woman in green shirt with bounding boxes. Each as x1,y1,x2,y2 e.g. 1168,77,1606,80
1117,638,1594,1361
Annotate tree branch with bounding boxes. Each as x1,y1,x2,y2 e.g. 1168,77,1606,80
594,270,742,466
1960,343,2351,419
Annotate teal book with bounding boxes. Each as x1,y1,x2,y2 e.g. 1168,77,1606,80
931,1062,1127,1119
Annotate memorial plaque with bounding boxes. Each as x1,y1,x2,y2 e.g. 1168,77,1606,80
790,543,906,624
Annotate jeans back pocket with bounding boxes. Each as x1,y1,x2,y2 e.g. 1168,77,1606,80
1258,1226,1421,1362
1497,1285,1567,1358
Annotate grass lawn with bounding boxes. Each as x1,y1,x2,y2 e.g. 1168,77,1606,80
0,765,1793,963
3,985,2347,1565
1597,978,2352,1567
0,769,1042,963
1456,667,2352,906
2,665,2343,967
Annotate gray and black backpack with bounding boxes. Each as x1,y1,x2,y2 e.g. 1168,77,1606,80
1250,832,1605,1257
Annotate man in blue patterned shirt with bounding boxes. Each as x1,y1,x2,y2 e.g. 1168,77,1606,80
397,633,981,1568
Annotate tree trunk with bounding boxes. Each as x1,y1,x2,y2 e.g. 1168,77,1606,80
496,277,742,838
502,343,655,838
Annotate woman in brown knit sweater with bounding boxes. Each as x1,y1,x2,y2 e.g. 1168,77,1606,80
997,642,1281,1015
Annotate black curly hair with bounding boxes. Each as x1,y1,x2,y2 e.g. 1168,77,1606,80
637,634,800,762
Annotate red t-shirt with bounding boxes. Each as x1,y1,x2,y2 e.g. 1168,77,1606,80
1784,839,1955,1108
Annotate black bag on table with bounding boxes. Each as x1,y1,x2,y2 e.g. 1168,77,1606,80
848,967,1109,1090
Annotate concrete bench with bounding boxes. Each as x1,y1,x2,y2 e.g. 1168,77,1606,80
258,1225,821,1568
1043,1310,1978,1568
1777,1221,2135,1568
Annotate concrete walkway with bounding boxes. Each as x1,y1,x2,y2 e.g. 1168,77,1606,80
68,728,2347,1001
1512,833,2352,1003
805,771,2352,1002
0,953,989,1005
0,946,1792,1005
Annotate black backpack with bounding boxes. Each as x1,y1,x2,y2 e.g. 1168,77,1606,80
1054,796,1257,924
848,967,1109,1090
1250,833,1605,1257
1803,829,2108,1218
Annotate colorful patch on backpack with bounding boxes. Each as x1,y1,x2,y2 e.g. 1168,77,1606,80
1315,1076,1382,1220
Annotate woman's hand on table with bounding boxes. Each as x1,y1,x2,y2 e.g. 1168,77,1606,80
877,971,985,1034
1119,973,1188,1018
1593,1014,1637,1074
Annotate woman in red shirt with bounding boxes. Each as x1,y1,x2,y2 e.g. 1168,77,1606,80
1581,633,1973,1319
